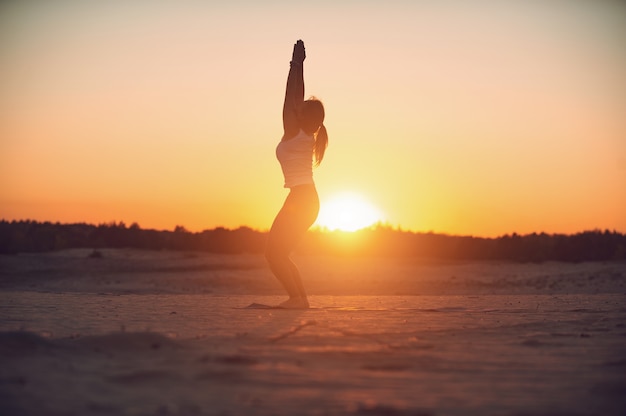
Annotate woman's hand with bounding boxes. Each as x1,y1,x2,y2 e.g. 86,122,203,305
283,40,306,138
291,39,306,64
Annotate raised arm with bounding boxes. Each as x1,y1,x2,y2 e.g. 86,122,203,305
282,40,306,140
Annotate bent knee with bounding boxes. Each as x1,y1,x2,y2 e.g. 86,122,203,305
265,245,287,264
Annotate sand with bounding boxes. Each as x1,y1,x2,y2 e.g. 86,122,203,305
1,249,625,416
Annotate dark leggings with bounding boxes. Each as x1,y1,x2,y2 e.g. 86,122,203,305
267,184,319,257
265,185,319,298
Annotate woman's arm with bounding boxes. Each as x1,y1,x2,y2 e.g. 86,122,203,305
282,40,305,140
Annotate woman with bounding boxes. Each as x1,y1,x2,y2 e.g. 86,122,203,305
265,39,328,309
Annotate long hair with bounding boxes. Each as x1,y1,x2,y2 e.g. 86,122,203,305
314,124,328,167
300,97,328,166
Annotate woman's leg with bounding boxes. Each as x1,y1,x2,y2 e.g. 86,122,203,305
288,259,308,299
267,253,309,309
265,239,300,299
265,213,310,307
265,186,318,308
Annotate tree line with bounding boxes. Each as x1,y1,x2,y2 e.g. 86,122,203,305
1,220,625,262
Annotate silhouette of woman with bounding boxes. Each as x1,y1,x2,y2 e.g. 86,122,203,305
265,40,328,309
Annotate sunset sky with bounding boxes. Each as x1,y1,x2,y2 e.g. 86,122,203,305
1,0,625,237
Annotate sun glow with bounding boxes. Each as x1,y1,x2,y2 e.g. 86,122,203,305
315,193,384,232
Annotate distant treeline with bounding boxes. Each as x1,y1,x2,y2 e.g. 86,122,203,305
1,220,625,262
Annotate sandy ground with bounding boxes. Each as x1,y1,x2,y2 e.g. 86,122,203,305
1,249,625,416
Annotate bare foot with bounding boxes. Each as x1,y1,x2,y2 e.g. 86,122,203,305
278,297,310,309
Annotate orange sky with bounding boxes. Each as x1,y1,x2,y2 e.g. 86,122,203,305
1,1,625,237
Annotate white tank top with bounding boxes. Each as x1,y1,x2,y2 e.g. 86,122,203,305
276,130,315,188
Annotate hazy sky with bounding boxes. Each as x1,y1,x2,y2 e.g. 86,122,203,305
2,0,625,236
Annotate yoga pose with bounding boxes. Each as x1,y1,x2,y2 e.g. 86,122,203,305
265,40,328,309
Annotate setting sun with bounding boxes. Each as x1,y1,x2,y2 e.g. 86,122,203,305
315,193,383,232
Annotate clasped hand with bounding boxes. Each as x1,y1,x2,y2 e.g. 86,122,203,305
292,39,306,64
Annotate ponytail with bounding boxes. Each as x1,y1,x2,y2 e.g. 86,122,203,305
314,124,328,166
300,97,327,166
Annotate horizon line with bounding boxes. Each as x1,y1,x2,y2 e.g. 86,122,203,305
2,218,625,240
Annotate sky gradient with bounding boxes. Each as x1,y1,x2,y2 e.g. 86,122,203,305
2,0,625,236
